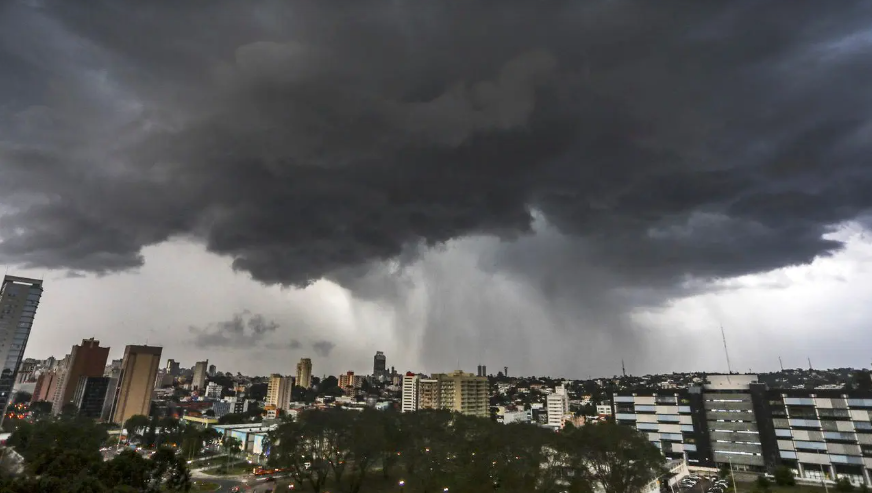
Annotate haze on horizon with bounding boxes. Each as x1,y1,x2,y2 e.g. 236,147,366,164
2,1,872,378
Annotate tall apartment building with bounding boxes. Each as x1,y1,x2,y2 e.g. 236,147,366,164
339,371,355,389
51,338,110,415
0,276,43,425
192,360,208,391
296,358,312,389
32,370,59,403
547,385,570,428
49,354,71,404
110,345,162,425
208,364,216,377
401,373,420,413
614,374,872,486
433,370,489,418
420,378,439,409
266,374,292,410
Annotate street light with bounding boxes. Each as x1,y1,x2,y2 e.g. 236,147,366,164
399,480,405,492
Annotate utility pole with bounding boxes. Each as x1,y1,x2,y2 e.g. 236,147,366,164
720,325,733,382
808,357,813,370
779,356,784,371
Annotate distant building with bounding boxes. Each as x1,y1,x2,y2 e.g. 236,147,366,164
266,374,292,410
595,403,612,416
165,359,180,376
100,376,119,422
339,371,356,389
401,373,420,413
110,345,162,424
546,385,570,428
373,351,387,379
404,370,488,418
205,382,223,399
477,365,487,378
0,276,43,426
72,376,110,419
296,358,312,389
208,364,216,377
192,361,208,391
31,371,58,403
51,338,110,415
502,409,531,424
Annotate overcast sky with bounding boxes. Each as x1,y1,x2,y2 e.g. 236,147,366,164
2,1,872,378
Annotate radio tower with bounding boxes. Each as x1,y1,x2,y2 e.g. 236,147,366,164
622,359,626,377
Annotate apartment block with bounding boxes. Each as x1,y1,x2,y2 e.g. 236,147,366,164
401,373,420,413
296,358,312,389
51,338,110,415
266,374,292,410
110,345,162,424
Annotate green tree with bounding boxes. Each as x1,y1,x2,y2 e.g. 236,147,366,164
123,415,150,443
566,421,664,493
148,447,191,493
753,476,771,493
269,412,334,493
101,450,153,491
773,466,796,486
836,478,855,493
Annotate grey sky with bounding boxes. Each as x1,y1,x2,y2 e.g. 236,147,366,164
2,1,872,376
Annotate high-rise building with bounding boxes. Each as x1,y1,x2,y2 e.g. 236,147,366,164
477,365,487,377
373,351,387,379
339,371,355,389
110,345,162,425
403,371,488,417
432,370,489,418
49,354,71,405
205,381,223,399
192,360,208,391
0,276,43,425
101,376,119,422
31,370,58,403
296,358,312,389
72,376,110,419
208,364,217,377
266,374,293,410
401,373,420,413
546,385,570,428
51,338,110,415
165,359,180,376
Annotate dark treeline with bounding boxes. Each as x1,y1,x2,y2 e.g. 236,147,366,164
268,409,665,493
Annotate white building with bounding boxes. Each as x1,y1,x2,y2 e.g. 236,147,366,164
401,373,420,413
547,385,570,428
596,403,612,416
205,381,223,399
503,409,532,424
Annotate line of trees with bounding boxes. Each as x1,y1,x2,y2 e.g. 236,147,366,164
2,416,192,492
268,409,665,493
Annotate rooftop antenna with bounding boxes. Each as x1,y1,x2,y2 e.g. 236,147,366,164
720,325,733,382
504,366,508,377
779,356,784,371
808,357,813,370
622,359,627,377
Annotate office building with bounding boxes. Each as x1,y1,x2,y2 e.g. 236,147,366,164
0,276,43,425
401,373,420,413
32,370,58,403
49,354,70,404
296,358,312,389
547,385,570,428
208,364,216,377
154,369,173,389
205,381,223,399
373,351,387,379
110,345,162,424
100,376,119,422
165,359,180,376
613,374,872,485
266,374,292,410
192,360,208,391
51,338,110,415
72,376,110,419
212,395,253,418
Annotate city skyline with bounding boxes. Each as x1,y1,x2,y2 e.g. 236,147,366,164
3,2,872,377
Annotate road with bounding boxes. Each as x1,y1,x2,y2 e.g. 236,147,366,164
193,475,285,492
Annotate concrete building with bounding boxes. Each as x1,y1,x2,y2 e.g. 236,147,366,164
51,338,110,415
432,370,489,418
31,370,58,403
596,403,613,416
420,379,439,410
339,371,356,389
165,359,180,376
547,385,570,428
212,395,253,418
205,382,223,399
0,276,43,425
192,360,208,392
101,377,119,422
72,376,110,418
266,374,292,410
477,365,487,377
208,364,216,377
296,358,312,389
110,345,162,424
401,373,420,413
373,351,387,379
49,354,70,405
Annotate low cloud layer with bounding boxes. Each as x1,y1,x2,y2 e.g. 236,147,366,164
190,310,279,348
3,1,872,371
312,341,336,358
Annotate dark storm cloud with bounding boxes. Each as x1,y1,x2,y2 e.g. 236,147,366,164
190,310,279,348
3,0,872,349
312,341,336,358
288,339,302,350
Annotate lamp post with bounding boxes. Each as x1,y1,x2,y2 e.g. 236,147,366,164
399,480,405,493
